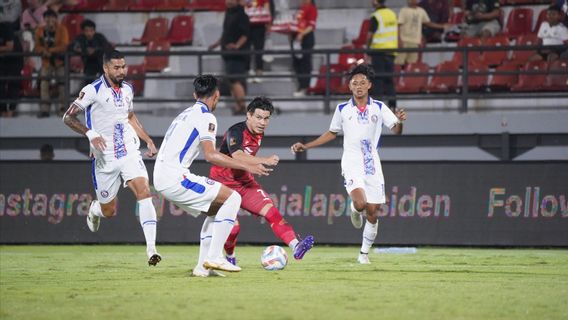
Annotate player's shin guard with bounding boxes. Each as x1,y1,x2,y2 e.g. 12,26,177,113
360,219,378,254
224,222,241,256
207,192,241,260
265,207,296,246
197,216,214,269
138,197,157,255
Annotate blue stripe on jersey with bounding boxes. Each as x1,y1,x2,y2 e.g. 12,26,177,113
91,158,98,190
201,106,210,113
179,128,199,163
86,104,93,129
181,177,206,194
102,75,112,88
372,99,383,110
93,81,103,93
338,102,349,112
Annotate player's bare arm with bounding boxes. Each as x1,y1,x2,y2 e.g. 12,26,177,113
391,108,407,135
232,150,279,167
201,140,271,176
63,103,106,152
291,131,337,153
128,112,157,157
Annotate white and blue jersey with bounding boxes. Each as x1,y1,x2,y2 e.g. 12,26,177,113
329,97,399,203
73,75,139,160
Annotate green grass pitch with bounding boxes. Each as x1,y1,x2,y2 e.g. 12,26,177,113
1,245,567,320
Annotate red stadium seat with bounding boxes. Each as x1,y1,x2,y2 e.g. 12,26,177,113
157,0,189,10
509,34,538,65
511,60,547,92
425,61,460,93
307,64,348,95
70,55,84,73
61,14,84,41
475,35,510,67
167,15,194,45
396,62,429,93
143,40,171,72
102,0,136,11
20,64,39,97
132,17,169,45
449,11,464,24
459,63,489,91
337,45,364,69
534,8,547,33
504,8,533,38
488,62,519,91
186,0,225,11
352,19,370,47
127,64,146,96
450,37,482,67
63,0,107,11
130,0,161,11
543,59,568,92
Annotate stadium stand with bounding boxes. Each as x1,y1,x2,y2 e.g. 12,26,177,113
61,13,85,41
132,17,169,45
503,7,534,38
396,62,430,94
166,15,194,45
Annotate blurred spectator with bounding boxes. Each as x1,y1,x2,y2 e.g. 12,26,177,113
290,0,317,97
244,0,271,82
47,0,79,12
34,9,69,118
367,0,397,110
69,19,111,85
0,22,23,118
554,0,568,28
396,0,447,65
40,144,54,161
419,0,451,43
21,0,49,32
209,0,250,115
0,0,22,31
531,5,568,62
464,0,501,41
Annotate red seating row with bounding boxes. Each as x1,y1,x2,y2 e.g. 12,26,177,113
63,0,225,12
133,16,194,45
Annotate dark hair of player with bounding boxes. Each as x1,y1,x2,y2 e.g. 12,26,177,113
247,96,274,115
81,19,96,30
348,64,375,81
548,4,562,13
193,75,219,98
103,50,124,64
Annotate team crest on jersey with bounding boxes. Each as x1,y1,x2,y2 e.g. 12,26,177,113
208,123,215,133
371,115,378,123
100,190,109,198
78,91,85,100
230,137,237,146
344,179,353,187
205,178,215,185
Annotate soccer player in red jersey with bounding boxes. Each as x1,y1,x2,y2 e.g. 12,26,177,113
210,96,314,266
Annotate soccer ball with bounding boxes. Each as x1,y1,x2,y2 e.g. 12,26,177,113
260,245,288,271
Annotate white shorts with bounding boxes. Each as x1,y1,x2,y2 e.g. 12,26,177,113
92,153,148,204
343,173,385,204
154,172,221,217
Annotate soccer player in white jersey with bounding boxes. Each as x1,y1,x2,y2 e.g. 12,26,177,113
153,75,271,276
291,64,407,264
63,50,161,266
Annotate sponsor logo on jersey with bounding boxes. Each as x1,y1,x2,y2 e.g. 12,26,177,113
371,115,378,123
205,178,215,185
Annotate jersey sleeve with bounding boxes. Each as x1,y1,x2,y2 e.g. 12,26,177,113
225,125,244,155
198,113,217,142
381,104,400,129
73,84,96,110
420,8,431,23
329,105,343,133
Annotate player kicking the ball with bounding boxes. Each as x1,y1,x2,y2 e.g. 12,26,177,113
63,50,161,266
291,64,407,264
210,97,314,267
153,75,270,277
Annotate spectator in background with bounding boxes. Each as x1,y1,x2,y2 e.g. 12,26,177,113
396,0,447,66
367,0,397,110
419,0,451,43
35,9,69,118
244,0,271,83
290,0,317,97
21,0,49,31
463,0,501,42
209,0,251,115
531,5,568,62
69,19,111,85
40,144,54,161
0,22,24,118
0,0,22,31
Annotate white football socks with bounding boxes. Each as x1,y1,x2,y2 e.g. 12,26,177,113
138,197,157,256
288,239,299,251
360,219,378,254
207,192,241,261
197,216,214,270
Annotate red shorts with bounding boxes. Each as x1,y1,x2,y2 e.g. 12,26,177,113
231,181,274,215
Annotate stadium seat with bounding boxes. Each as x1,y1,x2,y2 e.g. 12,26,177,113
307,64,348,95
186,0,225,11
351,19,370,47
167,15,194,45
62,0,107,11
20,64,39,97
102,0,136,11
488,62,519,91
396,62,429,93
61,14,84,41
425,60,460,93
511,60,547,92
130,0,162,11
508,34,538,65
543,59,568,91
534,8,547,34
156,0,189,11
503,8,533,38
449,37,482,67
127,64,145,96
459,63,489,92
475,35,510,67
449,11,464,24
70,55,84,73
132,17,169,45
143,40,171,72
337,45,364,69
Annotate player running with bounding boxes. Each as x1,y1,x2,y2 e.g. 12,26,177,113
63,50,161,266
153,75,271,277
210,97,314,266
291,64,407,264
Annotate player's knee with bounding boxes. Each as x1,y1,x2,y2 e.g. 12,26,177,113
353,199,367,212
101,206,116,218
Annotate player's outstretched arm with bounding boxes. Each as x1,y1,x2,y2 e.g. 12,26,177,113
128,112,157,157
63,103,106,152
201,140,271,176
232,150,279,167
391,108,407,135
291,131,337,153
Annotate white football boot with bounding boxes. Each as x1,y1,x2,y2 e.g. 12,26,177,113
86,200,101,232
203,258,242,272
357,253,371,264
191,266,226,278
349,202,364,229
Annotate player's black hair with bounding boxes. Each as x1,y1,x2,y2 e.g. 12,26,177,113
348,64,375,81
43,9,57,18
247,96,274,115
548,4,562,13
81,19,96,30
193,75,219,98
103,50,124,64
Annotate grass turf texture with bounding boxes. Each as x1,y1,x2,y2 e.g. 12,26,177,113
1,246,567,320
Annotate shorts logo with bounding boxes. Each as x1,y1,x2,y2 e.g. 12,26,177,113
208,123,216,133
371,115,378,123
205,178,215,185
100,190,109,198
344,179,353,187
78,91,85,100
